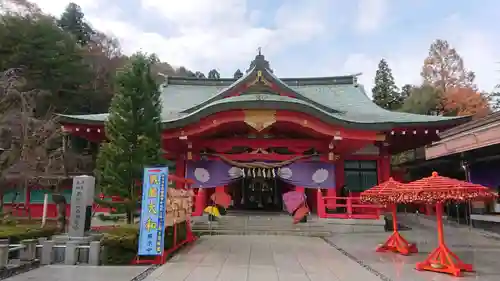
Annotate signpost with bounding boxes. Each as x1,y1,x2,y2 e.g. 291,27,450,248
137,167,169,256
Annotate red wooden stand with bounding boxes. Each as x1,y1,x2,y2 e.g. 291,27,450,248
377,231,418,255
132,175,197,265
415,202,473,277
377,205,417,255
131,219,197,265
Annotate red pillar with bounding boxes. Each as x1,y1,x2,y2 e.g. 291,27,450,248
316,189,326,218
329,159,344,209
193,188,206,216
25,186,31,208
378,147,390,183
175,157,186,189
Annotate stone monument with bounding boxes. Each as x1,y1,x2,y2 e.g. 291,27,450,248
68,175,95,238
52,175,99,264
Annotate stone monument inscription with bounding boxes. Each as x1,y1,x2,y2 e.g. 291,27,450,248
68,175,95,237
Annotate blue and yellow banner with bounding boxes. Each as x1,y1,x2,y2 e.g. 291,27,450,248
138,167,168,256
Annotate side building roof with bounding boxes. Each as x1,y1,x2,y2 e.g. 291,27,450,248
59,53,469,131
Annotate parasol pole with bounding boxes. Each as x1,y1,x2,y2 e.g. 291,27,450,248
435,202,446,246
416,201,474,277
376,203,417,255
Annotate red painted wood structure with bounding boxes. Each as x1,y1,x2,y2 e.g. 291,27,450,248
55,52,469,219
360,178,418,255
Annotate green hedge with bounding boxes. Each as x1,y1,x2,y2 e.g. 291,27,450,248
101,221,189,265
0,226,59,243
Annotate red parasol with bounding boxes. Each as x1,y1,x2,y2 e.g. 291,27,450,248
293,205,310,224
361,178,418,255
399,172,496,277
210,191,232,209
387,172,495,204
282,191,306,214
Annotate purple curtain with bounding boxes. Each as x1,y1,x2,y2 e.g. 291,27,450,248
470,161,500,189
186,160,335,189
278,162,335,188
186,160,235,188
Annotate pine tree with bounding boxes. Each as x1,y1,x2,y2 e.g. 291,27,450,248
58,3,94,46
233,69,243,79
400,84,413,101
372,59,400,110
95,53,164,224
208,69,220,79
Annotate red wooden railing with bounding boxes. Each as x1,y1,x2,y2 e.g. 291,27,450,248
316,190,383,219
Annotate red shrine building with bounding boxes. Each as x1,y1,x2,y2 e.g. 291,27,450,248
25,53,469,218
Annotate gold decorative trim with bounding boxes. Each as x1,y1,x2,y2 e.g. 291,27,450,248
244,110,276,132
247,70,272,87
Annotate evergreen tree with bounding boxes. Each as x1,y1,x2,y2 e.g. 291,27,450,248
95,53,164,224
233,69,243,79
58,3,94,46
400,85,441,115
372,59,400,110
0,12,95,115
208,69,220,79
400,84,413,101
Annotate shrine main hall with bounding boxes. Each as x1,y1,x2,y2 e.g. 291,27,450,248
58,53,467,218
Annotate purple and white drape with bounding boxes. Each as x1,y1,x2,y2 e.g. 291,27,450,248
185,160,335,189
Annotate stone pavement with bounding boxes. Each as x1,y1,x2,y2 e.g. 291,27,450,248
325,214,500,281
6,215,500,281
4,265,149,281
144,235,383,281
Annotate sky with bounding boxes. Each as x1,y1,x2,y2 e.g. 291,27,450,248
28,0,500,95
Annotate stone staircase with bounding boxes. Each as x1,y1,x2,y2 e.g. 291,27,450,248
191,211,385,236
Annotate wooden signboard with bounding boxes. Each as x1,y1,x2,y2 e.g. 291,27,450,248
165,188,194,226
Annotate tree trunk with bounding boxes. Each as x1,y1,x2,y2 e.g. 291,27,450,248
0,191,4,214
126,209,133,224
56,201,67,232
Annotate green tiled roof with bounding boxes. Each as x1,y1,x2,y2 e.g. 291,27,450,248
58,54,469,130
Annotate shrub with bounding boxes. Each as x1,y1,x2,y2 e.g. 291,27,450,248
100,221,189,265
0,226,59,243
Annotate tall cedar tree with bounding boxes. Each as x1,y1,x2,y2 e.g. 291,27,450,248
96,53,164,224
0,13,95,115
372,59,401,110
57,3,94,46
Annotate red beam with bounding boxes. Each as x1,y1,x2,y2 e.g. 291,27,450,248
171,153,331,162
276,111,383,141
194,138,327,152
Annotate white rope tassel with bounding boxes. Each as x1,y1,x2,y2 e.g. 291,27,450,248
257,168,262,177
252,168,256,178
272,168,276,178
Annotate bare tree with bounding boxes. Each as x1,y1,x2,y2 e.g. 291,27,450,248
0,69,93,229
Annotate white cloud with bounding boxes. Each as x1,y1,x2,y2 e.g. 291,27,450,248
25,0,329,74
138,0,329,72
341,13,500,96
20,0,500,95
355,0,388,33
